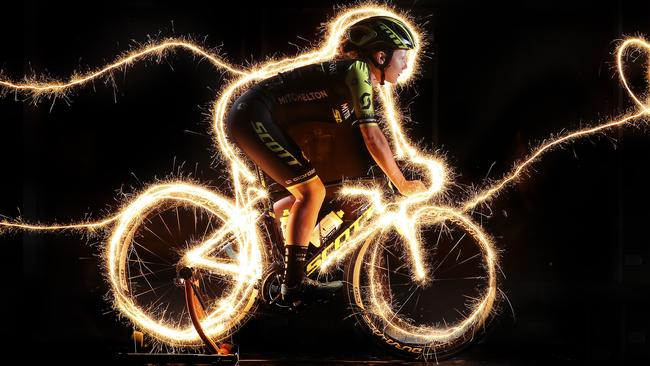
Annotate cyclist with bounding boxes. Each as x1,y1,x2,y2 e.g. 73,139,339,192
225,16,426,302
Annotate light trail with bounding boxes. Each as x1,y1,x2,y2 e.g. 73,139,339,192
0,2,647,350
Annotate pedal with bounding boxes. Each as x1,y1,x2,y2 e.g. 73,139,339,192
268,293,281,306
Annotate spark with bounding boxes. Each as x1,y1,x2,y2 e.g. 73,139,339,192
462,38,649,211
0,39,247,101
0,2,648,351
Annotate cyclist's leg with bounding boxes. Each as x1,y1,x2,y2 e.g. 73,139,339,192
285,179,325,245
272,195,295,243
282,177,325,288
226,89,323,287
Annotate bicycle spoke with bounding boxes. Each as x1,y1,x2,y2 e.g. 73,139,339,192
161,303,171,323
430,276,485,282
368,262,411,278
384,284,420,330
381,282,416,287
378,241,399,258
127,267,175,281
432,233,466,275
131,241,159,296
386,254,391,294
436,253,482,276
147,284,176,313
193,205,198,234
412,291,422,315
127,258,170,268
201,215,215,242
132,238,173,267
132,282,170,299
175,206,181,233
176,307,188,328
143,225,175,251
158,212,176,242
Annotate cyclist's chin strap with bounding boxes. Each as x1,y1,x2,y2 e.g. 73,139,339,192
368,49,395,86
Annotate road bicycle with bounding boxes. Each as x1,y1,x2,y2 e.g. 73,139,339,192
0,3,646,361
0,7,504,360
108,159,499,361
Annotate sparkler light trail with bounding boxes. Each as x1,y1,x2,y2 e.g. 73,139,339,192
0,2,648,352
461,38,650,211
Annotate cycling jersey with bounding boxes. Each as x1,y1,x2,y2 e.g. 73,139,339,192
226,58,378,189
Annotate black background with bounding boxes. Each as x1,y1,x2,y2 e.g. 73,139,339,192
0,0,649,364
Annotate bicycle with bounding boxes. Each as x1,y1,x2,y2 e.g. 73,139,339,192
10,5,605,360
2,7,645,361
107,153,499,360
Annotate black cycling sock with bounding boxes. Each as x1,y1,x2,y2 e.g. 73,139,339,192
283,245,308,288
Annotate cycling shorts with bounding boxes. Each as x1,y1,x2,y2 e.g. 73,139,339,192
225,87,318,189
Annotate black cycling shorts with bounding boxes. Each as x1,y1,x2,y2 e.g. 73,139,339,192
226,88,318,189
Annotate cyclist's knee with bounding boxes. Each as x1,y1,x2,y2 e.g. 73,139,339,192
290,178,325,204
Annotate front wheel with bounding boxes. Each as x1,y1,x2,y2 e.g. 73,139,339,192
344,207,499,360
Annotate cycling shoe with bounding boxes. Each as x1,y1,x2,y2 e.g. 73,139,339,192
281,277,343,303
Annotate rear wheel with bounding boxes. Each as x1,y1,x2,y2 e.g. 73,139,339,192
345,208,499,360
106,183,264,348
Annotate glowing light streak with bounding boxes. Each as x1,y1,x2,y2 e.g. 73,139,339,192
0,2,647,350
0,40,247,100
462,38,649,211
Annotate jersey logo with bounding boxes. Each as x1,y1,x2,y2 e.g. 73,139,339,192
332,108,343,123
277,90,329,104
286,168,316,186
341,103,352,119
327,61,337,74
360,92,372,110
251,121,302,167
340,102,352,120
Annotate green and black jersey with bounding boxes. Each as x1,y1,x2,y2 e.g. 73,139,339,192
253,59,378,128
226,58,379,189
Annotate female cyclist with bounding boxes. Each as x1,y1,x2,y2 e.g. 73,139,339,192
225,16,426,302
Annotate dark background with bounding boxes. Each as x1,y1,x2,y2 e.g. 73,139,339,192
0,0,648,364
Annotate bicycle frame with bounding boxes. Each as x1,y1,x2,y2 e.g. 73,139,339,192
0,5,504,352
0,3,645,359
255,168,389,279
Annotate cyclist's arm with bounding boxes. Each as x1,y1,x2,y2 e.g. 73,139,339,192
345,60,424,195
360,125,426,196
359,124,406,189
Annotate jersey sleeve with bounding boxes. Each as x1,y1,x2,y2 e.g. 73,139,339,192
345,60,378,127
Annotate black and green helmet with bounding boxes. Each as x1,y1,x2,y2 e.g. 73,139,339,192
346,16,416,52
344,16,416,85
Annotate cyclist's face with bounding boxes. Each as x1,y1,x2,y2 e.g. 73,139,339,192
383,49,409,84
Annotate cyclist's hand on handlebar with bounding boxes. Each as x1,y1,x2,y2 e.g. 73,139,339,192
397,180,427,196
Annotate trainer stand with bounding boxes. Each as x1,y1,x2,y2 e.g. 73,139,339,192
116,267,239,365
117,351,238,365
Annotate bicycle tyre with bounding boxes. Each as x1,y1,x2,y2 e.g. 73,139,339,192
105,183,264,347
344,207,499,360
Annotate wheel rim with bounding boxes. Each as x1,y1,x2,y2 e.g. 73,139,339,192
352,207,498,354
106,183,263,346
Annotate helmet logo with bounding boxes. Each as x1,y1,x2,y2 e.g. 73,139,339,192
346,16,415,53
379,24,408,49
